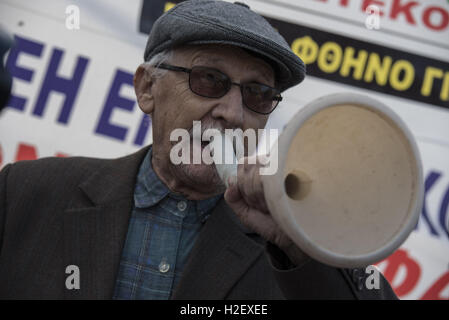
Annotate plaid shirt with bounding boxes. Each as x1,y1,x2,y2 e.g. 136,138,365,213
113,147,221,299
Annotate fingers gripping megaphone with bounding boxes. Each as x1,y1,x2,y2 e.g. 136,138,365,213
211,93,423,268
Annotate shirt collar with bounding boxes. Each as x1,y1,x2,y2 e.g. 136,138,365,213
134,147,170,208
134,147,222,211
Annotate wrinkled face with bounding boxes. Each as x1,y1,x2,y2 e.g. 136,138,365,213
134,44,275,199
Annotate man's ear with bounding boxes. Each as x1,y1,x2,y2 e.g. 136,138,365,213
134,64,155,114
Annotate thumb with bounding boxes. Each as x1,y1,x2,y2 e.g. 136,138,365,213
224,182,241,204
224,183,249,215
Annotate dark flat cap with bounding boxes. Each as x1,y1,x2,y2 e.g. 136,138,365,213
143,0,306,92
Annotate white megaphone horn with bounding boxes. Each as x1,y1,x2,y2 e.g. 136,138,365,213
211,93,423,268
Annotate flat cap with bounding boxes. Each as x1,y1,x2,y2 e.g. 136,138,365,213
144,0,306,92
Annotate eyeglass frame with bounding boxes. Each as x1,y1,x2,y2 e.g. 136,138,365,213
154,63,282,115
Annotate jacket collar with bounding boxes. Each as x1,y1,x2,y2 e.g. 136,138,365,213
77,147,150,207
63,146,149,299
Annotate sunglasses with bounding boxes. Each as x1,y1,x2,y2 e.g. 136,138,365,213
155,63,282,115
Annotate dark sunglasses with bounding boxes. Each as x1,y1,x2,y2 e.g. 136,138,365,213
155,63,282,115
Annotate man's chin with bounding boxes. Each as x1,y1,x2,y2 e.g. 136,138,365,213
180,163,225,194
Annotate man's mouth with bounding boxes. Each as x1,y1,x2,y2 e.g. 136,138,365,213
191,136,212,151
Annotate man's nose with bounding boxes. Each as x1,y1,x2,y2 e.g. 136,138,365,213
210,85,244,128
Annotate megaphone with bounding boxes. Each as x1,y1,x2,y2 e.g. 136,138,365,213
212,93,423,268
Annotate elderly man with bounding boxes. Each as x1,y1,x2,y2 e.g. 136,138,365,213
0,0,396,299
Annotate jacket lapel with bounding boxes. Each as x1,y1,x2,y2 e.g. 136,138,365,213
63,147,149,299
62,145,263,300
172,199,264,300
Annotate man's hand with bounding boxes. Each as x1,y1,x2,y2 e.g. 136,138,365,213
223,156,310,267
